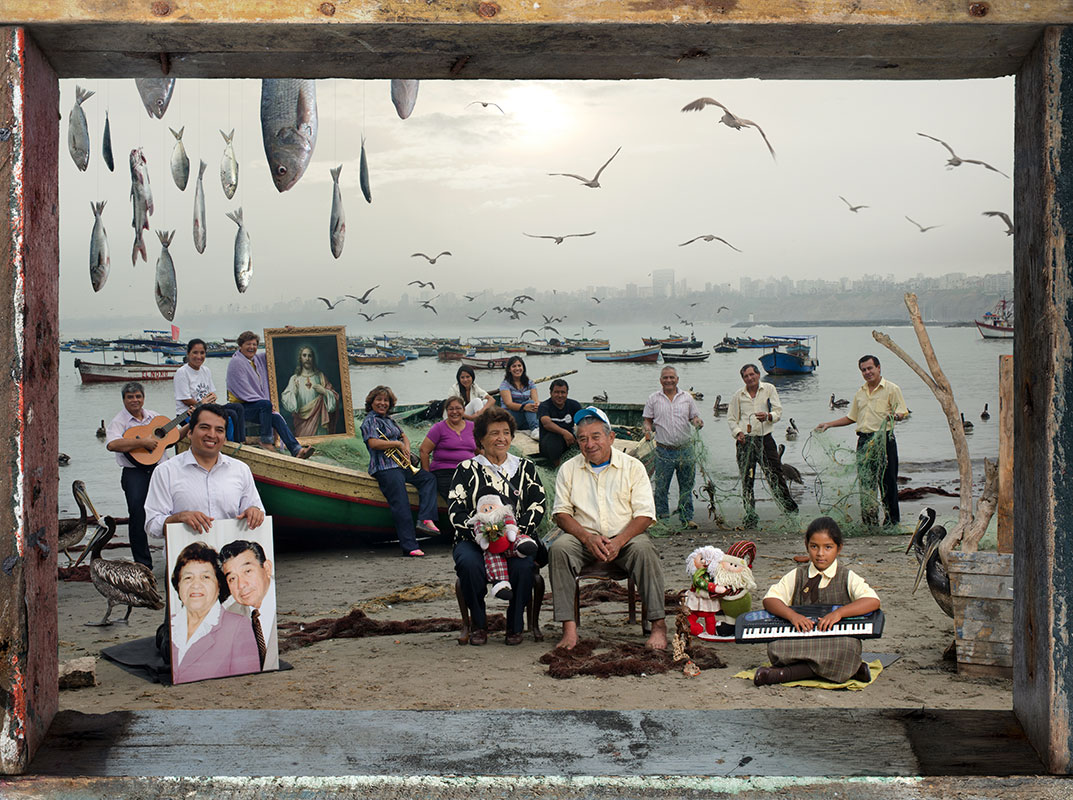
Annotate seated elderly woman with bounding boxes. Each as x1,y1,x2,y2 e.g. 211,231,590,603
420,395,477,501
170,541,260,684
448,406,547,646
360,385,441,557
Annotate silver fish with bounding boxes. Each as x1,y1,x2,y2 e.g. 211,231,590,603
89,201,110,292
170,126,189,191
134,78,175,119
329,165,345,259
67,85,94,172
226,207,252,293
260,79,318,192
129,148,154,265
220,129,238,200
154,230,177,321
390,80,419,120
102,111,114,172
192,160,207,254
359,135,372,204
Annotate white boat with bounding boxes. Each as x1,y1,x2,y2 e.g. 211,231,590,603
74,358,182,384
975,298,1014,339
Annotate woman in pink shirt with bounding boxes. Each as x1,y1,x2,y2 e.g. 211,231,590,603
420,396,477,500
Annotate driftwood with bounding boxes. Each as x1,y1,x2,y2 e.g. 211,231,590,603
873,293,999,563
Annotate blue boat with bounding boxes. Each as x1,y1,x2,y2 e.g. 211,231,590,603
758,335,819,375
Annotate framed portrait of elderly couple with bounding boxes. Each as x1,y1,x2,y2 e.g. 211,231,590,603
166,518,279,685
264,325,355,443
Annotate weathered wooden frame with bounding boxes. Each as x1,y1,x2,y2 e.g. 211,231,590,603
0,0,1071,779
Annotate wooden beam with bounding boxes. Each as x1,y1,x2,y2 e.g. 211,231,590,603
998,354,1013,554
0,27,59,774
1013,25,1073,775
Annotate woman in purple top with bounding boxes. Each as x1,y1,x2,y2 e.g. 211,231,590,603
498,356,540,440
420,396,477,500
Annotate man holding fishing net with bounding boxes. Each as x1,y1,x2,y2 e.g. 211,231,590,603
816,355,908,528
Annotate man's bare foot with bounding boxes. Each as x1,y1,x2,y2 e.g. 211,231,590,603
556,621,579,650
645,619,669,650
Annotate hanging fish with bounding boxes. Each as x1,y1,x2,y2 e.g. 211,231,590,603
134,78,175,119
220,129,238,200
260,79,318,192
129,148,153,265
226,208,252,293
67,85,94,172
329,165,345,259
390,79,419,120
170,126,189,191
192,160,207,254
154,230,177,321
359,135,372,204
101,110,114,172
89,201,110,292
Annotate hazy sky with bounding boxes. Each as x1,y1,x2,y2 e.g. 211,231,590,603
58,77,1014,325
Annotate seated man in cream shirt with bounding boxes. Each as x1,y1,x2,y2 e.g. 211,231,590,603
549,407,666,651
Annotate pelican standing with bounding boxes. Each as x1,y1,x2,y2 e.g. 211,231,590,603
73,516,164,626
58,479,101,565
777,444,804,486
907,507,953,619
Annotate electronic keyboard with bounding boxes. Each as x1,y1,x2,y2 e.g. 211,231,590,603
734,605,884,643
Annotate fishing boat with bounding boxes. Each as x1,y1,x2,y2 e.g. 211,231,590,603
524,343,571,356
713,338,739,354
461,353,511,369
74,358,182,384
975,298,1014,339
348,351,406,366
585,346,662,364
643,334,703,349
734,335,781,348
758,335,819,375
661,350,710,363
565,338,611,351
436,344,466,361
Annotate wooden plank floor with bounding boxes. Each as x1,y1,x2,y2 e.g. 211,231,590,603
26,708,1043,778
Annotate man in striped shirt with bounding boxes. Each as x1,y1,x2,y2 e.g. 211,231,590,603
642,366,704,530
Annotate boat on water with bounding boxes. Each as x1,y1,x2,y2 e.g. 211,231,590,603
348,351,407,366
643,334,703,349
975,298,1014,339
74,358,182,384
524,342,571,356
585,346,662,364
565,338,611,351
437,344,466,361
758,335,819,375
461,352,511,369
734,336,781,349
713,338,739,354
661,349,710,363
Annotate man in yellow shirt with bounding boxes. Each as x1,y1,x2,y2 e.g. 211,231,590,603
816,354,908,527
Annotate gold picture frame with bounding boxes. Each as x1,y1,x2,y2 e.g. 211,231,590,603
264,326,354,443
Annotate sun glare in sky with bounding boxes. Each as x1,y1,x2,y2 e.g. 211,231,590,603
503,84,575,145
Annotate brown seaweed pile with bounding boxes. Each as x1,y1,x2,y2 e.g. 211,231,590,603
277,608,506,652
578,579,684,613
538,638,726,679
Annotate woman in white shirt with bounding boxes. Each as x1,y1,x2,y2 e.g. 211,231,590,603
174,339,245,442
446,365,495,420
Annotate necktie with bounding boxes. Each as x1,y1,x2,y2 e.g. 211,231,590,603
251,608,267,669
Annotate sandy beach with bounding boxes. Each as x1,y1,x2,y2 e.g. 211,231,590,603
56,505,1011,714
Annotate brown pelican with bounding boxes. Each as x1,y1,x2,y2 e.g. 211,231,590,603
777,444,804,485
981,403,991,421
907,507,953,619
96,419,106,438
830,393,849,409
961,413,974,433
73,516,164,626
712,395,728,415
785,418,799,441
58,480,100,565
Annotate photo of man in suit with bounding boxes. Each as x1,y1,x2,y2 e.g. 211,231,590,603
221,540,279,671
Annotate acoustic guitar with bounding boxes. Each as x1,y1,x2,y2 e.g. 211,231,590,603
122,410,191,466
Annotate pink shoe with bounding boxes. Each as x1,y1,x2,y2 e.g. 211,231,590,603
408,549,426,557
416,519,440,534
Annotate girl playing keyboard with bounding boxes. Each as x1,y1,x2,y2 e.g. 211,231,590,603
754,516,880,686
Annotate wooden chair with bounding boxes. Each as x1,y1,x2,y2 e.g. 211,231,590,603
455,569,545,644
574,561,650,634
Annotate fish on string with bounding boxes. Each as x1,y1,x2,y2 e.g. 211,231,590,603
89,201,110,292
226,207,253,293
359,135,372,204
134,78,175,119
154,230,177,321
170,127,189,191
67,85,94,172
101,110,114,172
220,129,239,200
129,148,153,265
260,79,318,192
329,164,345,259
390,79,419,120
192,160,207,254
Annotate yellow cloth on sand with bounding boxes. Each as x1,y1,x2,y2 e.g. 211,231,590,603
734,659,884,691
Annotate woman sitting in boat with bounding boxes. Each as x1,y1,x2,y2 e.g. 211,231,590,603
420,396,478,501
360,385,441,558
448,407,547,646
446,365,495,421
499,356,540,441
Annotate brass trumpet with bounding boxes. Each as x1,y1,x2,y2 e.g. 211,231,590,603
376,425,419,474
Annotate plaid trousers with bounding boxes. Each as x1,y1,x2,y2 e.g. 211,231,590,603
483,534,534,583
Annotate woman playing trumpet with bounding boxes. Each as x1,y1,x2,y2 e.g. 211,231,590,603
360,385,441,557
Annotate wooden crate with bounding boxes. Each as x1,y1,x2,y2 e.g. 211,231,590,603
947,551,1014,678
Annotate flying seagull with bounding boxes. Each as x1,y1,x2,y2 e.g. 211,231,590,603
419,297,439,314
467,311,487,322
463,292,482,302
316,297,347,310
678,234,742,251
466,101,505,113
905,216,941,233
345,285,379,304
411,251,452,264
591,296,603,304
548,146,622,188
513,294,535,304
507,308,527,320
358,311,394,321
523,232,596,245
407,280,436,289
839,196,869,213
717,306,730,313
982,210,1014,236
519,328,542,340
681,97,776,162
917,133,1010,178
